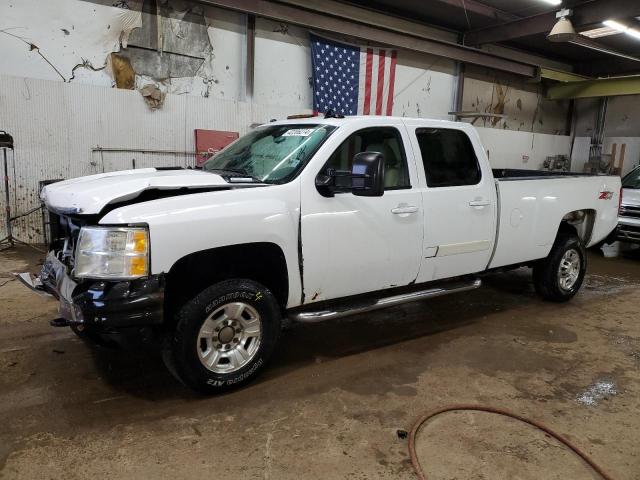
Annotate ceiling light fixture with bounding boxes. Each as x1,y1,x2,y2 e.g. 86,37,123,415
539,0,562,5
546,13,640,63
547,9,575,42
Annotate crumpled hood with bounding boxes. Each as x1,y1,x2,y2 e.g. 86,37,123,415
41,168,233,215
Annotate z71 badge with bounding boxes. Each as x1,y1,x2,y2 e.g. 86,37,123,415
598,191,614,200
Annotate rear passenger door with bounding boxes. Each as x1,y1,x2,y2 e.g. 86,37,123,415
407,124,497,282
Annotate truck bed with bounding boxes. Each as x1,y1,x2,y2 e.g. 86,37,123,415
488,171,620,270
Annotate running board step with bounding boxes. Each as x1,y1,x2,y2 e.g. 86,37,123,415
289,278,482,323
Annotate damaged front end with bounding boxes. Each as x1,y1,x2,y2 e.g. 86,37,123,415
16,212,165,346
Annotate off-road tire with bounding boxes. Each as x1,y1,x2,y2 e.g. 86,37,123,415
163,279,281,394
533,233,587,302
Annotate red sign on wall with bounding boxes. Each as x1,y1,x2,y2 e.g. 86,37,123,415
195,129,239,167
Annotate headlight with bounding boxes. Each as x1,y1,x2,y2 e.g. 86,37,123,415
75,227,149,279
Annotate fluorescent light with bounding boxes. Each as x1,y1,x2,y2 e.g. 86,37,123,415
603,19,640,41
626,28,640,40
581,26,621,39
603,20,628,32
540,0,562,4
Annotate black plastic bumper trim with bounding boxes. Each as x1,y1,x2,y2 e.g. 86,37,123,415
71,275,165,328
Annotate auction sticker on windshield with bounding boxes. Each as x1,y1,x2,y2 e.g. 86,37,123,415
282,128,315,137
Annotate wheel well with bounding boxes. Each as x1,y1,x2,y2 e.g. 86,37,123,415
164,243,289,320
559,209,595,244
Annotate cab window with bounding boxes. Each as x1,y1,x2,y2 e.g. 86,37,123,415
415,128,481,188
323,127,411,191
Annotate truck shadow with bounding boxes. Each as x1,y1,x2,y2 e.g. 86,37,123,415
85,268,538,401
83,250,640,403
274,272,534,365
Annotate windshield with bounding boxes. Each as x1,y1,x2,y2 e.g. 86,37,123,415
622,167,640,189
203,124,336,184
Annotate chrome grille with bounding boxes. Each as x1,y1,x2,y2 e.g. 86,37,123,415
619,204,640,219
617,224,640,243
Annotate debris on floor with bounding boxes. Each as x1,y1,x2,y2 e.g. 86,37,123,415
576,379,619,407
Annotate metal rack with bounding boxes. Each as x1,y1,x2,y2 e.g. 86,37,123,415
0,131,15,251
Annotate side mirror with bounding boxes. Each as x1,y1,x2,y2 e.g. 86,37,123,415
351,152,385,197
315,173,335,197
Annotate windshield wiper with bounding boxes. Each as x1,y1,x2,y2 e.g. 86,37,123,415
207,168,263,183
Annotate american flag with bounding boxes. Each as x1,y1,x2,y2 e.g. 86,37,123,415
310,34,398,116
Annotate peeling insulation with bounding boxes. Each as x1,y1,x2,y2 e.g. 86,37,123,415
108,53,136,89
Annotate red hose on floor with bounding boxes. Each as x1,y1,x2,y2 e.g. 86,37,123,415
408,405,614,480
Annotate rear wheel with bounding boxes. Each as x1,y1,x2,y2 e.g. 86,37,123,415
533,233,587,302
163,279,281,394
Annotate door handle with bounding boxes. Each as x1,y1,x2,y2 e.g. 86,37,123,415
391,205,418,215
469,200,490,207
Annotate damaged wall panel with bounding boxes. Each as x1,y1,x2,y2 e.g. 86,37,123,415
0,0,246,102
462,65,571,135
0,0,141,84
115,1,246,100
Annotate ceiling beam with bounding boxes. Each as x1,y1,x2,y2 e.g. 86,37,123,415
279,0,572,70
547,76,640,100
480,44,573,72
275,0,458,43
537,67,591,83
429,0,518,23
199,0,537,76
464,0,640,46
575,57,640,77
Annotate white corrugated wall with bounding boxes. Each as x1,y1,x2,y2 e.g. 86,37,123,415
0,75,310,243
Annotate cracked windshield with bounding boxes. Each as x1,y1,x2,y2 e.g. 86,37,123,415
203,124,336,183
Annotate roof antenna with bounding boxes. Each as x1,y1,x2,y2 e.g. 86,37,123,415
324,109,344,119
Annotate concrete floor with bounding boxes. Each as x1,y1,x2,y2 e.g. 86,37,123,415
0,246,639,480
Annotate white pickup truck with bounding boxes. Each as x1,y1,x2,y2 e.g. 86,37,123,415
22,116,620,393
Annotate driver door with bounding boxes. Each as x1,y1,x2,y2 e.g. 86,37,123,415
300,124,423,304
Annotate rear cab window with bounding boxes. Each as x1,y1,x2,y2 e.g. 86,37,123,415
622,168,640,189
415,128,481,188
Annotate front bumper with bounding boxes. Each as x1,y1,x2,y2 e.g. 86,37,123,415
19,251,165,329
615,219,640,244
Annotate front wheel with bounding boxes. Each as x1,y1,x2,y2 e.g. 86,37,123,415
163,279,281,394
533,233,587,302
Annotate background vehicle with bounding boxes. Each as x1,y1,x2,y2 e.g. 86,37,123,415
21,116,621,393
615,166,640,244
